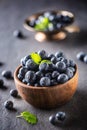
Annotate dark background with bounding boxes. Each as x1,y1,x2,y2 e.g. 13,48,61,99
0,0,87,130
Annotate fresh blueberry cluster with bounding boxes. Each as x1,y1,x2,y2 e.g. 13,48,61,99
17,50,76,87
49,111,66,125
28,11,73,31
76,51,87,64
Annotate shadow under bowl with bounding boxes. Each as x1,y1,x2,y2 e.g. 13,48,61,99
14,65,78,109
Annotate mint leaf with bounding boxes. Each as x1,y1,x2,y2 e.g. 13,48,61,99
30,53,41,64
40,60,52,64
16,111,38,125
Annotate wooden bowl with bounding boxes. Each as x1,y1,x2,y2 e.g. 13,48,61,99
14,65,78,109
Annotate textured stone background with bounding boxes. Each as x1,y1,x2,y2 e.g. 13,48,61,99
0,0,87,130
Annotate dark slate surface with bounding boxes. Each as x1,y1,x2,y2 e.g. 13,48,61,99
0,0,87,130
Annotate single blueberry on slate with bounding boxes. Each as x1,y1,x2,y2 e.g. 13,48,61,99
10,89,18,97
56,112,66,121
4,100,13,110
83,55,87,63
76,52,86,61
2,70,13,79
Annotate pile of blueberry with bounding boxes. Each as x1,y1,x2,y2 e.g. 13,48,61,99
76,51,87,64
17,50,76,87
28,11,73,31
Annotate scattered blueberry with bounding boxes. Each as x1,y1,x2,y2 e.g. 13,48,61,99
13,30,24,38
49,115,56,125
49,111,66,125
0,79,4,87
76,52,85,61
56,112,66,121
4,100,13,110
83,55,87,63
10,89,18,97
2,70,13,79
0,62,4,66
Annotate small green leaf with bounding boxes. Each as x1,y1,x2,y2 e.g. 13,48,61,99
40,60,52,64
16,111,38,125
30,52,41,64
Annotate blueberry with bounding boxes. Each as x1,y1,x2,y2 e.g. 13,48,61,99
76,52,86,61
56,112,66,121
26,59,38,70
0,62,3,66
18,73,23,81
55,51,65,58
51,57,57,64
34,83,40,87
45,72,52,79
49,115,56,125
39,63,47,72
19,67,28,77
2,70,13,79
25,71,36,84
52,71,60,79
0,79,4,87
57,74,69,84
21,55,30,66
56,23,63,29
4,100,13,110
22,78,27,84
36,71,44,80
68,67,75,73
47,54,55,60
57,57,65,62
83,55,87,63
46,63,54,72
62,15,72,24
68,60,76,67
56,61,66,73
38,50,48,59
10,89,18,97
56,14,64,22
65,68,74,79
13,30,24,38
40,77,51,86
61,58,68,65
51,79,58,86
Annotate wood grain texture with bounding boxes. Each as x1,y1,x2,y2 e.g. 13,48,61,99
14,65,78,109
0,0,87,130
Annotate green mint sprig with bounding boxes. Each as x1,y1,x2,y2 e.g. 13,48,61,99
16,111,38,125
40,60,52,64
30,52,41,64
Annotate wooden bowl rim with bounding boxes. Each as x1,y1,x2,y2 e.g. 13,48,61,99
14,65,78,90
24,10,74,34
